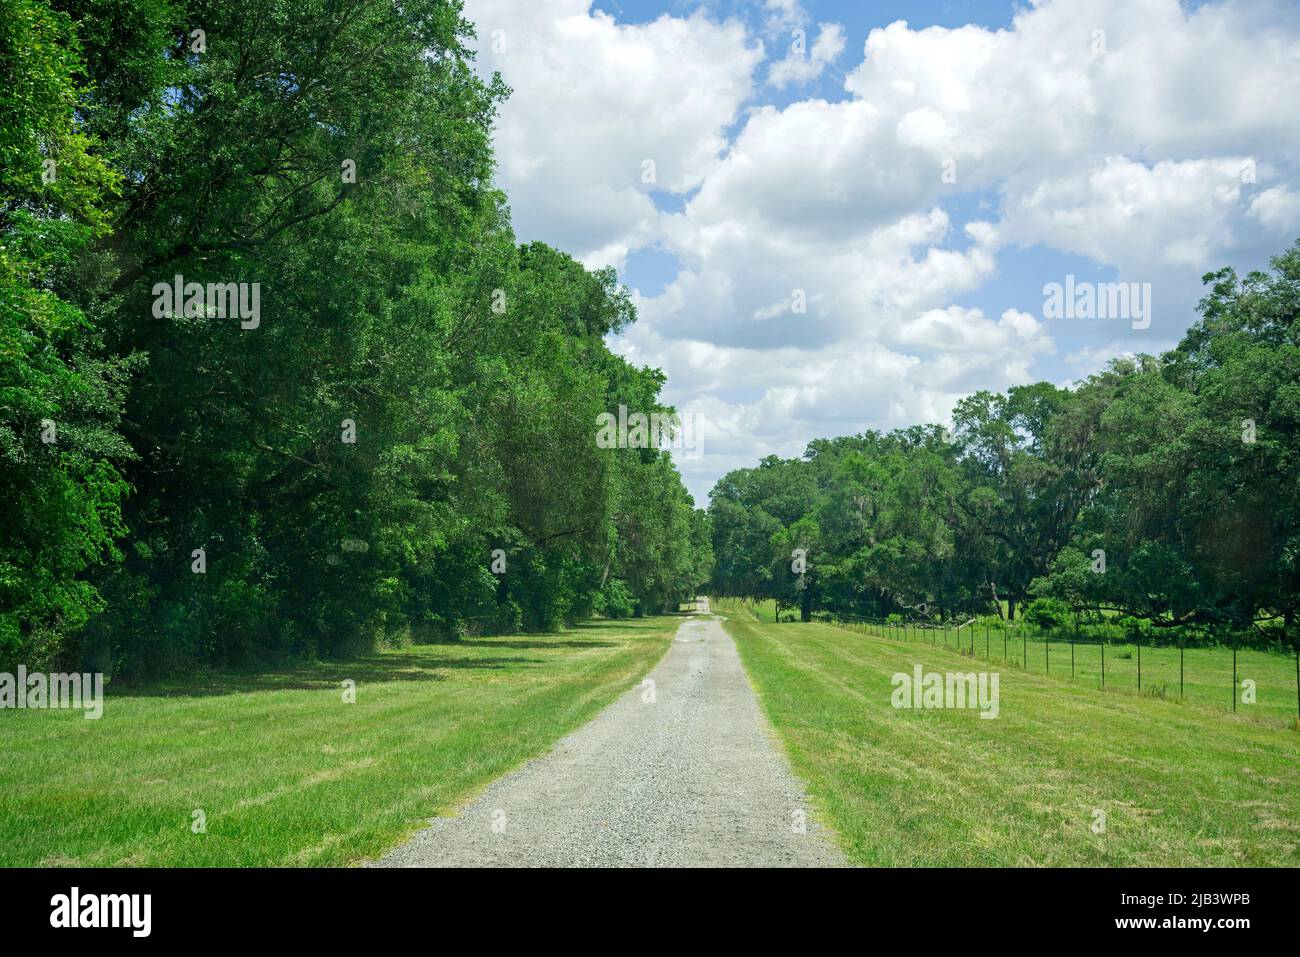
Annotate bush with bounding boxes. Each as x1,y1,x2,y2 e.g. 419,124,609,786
1024,597,1072,632
596,579,636,619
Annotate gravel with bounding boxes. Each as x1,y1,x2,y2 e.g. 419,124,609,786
371,600,846,867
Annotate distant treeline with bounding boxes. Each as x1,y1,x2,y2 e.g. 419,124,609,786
1,0,710,678
710,242,1300,649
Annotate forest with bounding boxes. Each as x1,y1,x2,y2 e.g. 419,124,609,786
709,244,1300,650
6,0,1297,686
1,0,711,679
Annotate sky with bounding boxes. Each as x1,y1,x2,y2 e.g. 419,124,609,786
461,0,1300,504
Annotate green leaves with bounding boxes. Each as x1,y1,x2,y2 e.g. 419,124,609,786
711,240,1300,646
2,0,705,676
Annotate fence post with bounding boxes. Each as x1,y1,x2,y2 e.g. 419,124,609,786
985,623,990,660
1003,629,1007,662
1232,645,1237,713
1101,640,1105,688
1023,630,1027,670
1071,616,1081,676
1137,634,1142,693
1045,630,1050,675
1180,640,1184,700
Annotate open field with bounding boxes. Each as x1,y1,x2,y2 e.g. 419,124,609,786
714,599,1300,866
0,617,678,867
717,598,1300,728
832,619,1300,730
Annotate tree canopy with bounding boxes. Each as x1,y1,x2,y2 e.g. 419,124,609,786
710,242,1300,648
2,0,709,677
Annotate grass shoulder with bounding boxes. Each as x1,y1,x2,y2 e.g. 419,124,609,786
0,616,679,866
714,599,1300,867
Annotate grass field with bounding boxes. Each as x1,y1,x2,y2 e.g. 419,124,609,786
722,597,1300,728
0,616,678,866
714,598,1300,866
834,619,1300,730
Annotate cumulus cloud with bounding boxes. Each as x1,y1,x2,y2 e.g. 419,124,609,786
464,0,762,268
1000,156,1260,271
465,0,1300,502
1248,186,1300,234
767,22,846,88
895,306,1054,356
760,0,807,37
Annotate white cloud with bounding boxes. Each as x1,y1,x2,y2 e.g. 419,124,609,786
465,0,762,268
617,320,1048,503
760,0,806,38
1248,186,1300,234
1000,156,1259,272
466,0,1300,502
896,306,1054,356
768,22,846,88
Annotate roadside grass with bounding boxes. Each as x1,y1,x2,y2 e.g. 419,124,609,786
834,619,1300,729
714,598,1300,866
0,616,677,867
715,597,782,622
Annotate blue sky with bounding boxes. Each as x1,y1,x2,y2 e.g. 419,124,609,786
465,0,1300,502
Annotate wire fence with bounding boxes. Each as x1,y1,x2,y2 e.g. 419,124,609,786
814,612,1300,729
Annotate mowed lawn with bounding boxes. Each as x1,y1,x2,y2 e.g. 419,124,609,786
715,601,1300,866
841,620,1300,729
0,617,678,867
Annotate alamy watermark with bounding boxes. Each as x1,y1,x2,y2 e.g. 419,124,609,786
891,665,999,719
595,405,703,459
152,274,261,329
1042,275,1151,330
0,668,103,719
50,887,150,937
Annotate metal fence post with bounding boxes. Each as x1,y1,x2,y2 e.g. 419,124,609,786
1137,634,1142,693
1073,619,1079,679
1180,640,1184,700
1101,640,1105,688
1233,645,1237,713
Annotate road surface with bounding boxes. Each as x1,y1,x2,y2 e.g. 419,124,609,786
373,600,845,867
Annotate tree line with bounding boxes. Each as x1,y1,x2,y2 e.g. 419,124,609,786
1,0,711,679
710,242,1300,649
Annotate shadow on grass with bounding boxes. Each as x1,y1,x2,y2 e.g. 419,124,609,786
565,618,668,630
105,615,673,698
107,653,541,698
459,639,617,650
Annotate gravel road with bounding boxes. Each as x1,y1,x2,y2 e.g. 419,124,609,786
372,600,846,867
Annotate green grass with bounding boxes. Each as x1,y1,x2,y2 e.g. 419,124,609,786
0,616,678,866
829,618,1300,729
714,598,1300,866
718,597,783,622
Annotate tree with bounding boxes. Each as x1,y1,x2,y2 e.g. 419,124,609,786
0,0,136,669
